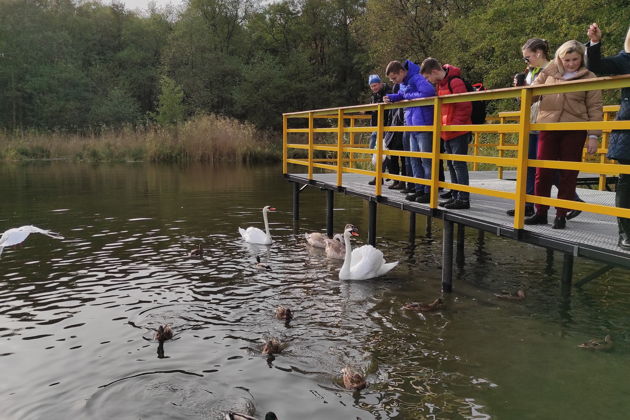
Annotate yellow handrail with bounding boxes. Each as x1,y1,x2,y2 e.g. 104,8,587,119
283,74,630,229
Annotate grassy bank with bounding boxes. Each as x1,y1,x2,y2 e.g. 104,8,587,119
0,114,281,164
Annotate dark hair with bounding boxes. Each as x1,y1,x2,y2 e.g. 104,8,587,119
420,57,442,74
514,72,527,87
385,60,404,75
522,38,550,60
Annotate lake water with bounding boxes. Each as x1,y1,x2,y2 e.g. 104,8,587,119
1,162,630,419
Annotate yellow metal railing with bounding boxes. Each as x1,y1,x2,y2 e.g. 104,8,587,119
283,75,630,230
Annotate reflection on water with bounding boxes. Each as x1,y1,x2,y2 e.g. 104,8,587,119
1,162,630,419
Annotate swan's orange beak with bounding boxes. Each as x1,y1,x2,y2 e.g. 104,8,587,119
269,207,277,211
351,231,359,237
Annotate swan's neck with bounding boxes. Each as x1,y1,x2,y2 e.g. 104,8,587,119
340,232,353,277
262,210,271,238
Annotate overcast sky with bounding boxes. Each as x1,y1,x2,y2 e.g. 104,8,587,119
115,0,185,12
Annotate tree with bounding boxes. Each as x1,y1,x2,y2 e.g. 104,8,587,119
155,76,186,126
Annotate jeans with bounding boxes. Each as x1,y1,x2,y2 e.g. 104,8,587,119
402,132,417,190
409,132,433,193
369,132,377,149
444,133,471,201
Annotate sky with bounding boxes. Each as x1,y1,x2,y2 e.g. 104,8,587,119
115,0,185,12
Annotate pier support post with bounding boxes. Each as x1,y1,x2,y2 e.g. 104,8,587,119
368,200,377,246
425,215,432,237
477,229,485,243
561,253,574,288
326,189,334,238
442,220,454,292
408,212,416,244
292,182,300,222
456,224,465,267
545,248,554,274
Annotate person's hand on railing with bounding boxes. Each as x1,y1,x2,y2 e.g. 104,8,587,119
587,23,602,44
383,96,391,103
587,135,599,155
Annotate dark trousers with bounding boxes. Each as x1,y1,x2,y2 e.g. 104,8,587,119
534,130,586,217
386,134,406,176
617,160,630,241
444,133,471,201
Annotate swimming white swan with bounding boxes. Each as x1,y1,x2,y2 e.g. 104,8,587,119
304,232,327,248
238,206,275,245
339,224,398,280
0,225,64,256
324,234,345,260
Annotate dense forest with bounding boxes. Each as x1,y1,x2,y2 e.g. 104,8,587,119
0,0,628,133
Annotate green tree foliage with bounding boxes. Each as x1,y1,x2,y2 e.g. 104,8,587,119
155,76,186,126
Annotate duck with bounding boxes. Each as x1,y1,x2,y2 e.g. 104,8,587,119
239,206,276,245
403,297,444,312
494,290,526,301
341,366,367,390
578,335,613,351
0,225,64,256
304,232,327,248
225,412,278,420
255,256,272,271
261,337,284,355
189,244,203,257
339,224,398,280
275,306,293,322
324,234,345,260
154,325,173,342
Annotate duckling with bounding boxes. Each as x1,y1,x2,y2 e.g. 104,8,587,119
189,244,203,257
154,324,173,342
304,232,327,248
324,234,345,260
261,337,284,355
494,289,526,301
578,335,613,351
225,412,278,420
255,256,271,271
275,306,293,322
403,297,444,312
341,366,367,391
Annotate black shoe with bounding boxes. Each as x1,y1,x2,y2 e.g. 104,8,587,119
391,182,406,190
440,190,452,199
506,207,535,217
619,238,630,251
524,213,548,225
368,178,383,185
552,215,566,229
444,199,470,209
566,198,584,220
387,181,400,190
401,186,414,194
405,193,419,201
439,198,455,207
415,193,430,204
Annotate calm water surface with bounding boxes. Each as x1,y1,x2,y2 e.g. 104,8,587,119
1,163,630,419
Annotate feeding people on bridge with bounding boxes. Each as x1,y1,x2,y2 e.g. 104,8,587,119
366,74,392,186
586,23,630,249
524,40,603,230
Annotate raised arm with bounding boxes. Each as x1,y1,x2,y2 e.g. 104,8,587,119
586,23,626,75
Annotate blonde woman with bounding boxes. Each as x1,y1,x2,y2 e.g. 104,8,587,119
524,40,602,229
586,24,630,249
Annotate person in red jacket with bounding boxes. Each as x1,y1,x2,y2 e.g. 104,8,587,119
421,58,472,209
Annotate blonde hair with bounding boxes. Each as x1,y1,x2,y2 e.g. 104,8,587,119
625,26,630,53
554,40,586,73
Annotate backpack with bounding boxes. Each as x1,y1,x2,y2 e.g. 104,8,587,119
447,76,488,124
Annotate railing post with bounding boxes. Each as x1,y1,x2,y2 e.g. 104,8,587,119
375,103,385,196
599,110,611,191
349,117,356,169
307,112,314,180
283,114,288,175
497,115,506,180
472,132,480,171
513,88,532,230
337,109,345,187
429,97,443,209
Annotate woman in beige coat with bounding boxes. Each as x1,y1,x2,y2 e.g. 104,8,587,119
525,40,603,229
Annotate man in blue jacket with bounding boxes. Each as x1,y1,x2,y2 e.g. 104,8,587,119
384,60,435,203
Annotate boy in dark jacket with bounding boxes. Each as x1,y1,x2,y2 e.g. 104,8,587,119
367,74,392,185
421,58,472,209
384,60,435,203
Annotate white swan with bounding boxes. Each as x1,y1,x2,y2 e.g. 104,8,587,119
238,206,275,245
339,224,398,280
305,231,327,248
324,234,345,260
0,225,64,256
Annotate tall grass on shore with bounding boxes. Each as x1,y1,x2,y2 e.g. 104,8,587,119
0,114,280,163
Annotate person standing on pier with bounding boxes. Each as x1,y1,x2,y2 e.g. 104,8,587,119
383,60,436,203
421,58,472,209
367,74,392,185
524,40,602,229
585,23,630,250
